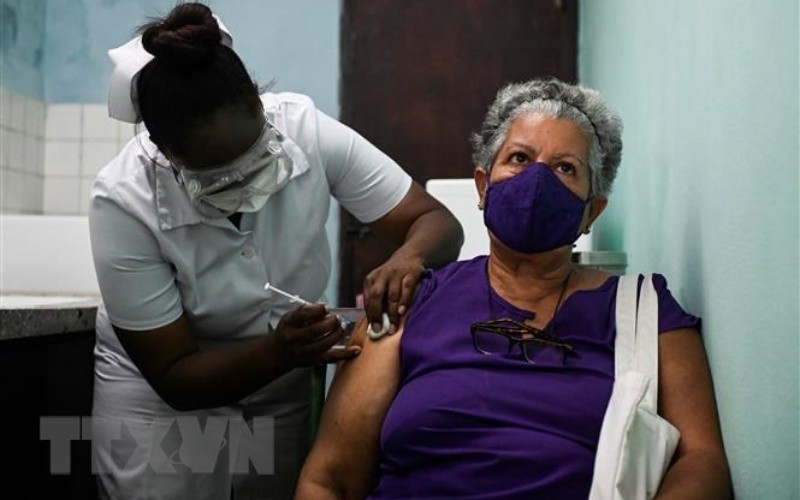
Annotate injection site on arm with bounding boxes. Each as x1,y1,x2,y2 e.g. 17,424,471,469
264,282,391,340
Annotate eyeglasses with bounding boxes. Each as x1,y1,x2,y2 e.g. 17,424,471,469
470,318,577,364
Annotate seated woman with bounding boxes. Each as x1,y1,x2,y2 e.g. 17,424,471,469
295,79,732,499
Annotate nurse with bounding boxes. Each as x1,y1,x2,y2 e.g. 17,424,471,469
88,3,463,499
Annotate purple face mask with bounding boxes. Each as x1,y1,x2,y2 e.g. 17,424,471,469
483,162,587,253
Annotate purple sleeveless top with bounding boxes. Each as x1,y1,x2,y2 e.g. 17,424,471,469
368,256,699,499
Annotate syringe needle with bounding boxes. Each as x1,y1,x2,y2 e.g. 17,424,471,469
264,282,310,305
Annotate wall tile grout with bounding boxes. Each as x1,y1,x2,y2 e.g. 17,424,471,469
3,90,131,215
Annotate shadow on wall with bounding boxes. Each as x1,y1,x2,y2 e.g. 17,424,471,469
675,191,705,320
0,4,19,52
0,0,45,98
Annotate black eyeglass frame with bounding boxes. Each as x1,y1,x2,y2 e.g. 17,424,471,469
470,318,578,364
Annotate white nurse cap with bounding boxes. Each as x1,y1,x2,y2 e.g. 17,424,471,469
107,14,233,123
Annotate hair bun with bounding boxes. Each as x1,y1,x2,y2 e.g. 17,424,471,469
141,3,221,65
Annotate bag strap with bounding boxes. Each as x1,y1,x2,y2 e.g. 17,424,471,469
614,274,659,410
614,274,638,378
636,274,659,410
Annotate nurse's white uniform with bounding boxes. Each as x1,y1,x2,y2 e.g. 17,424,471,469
88,92,411,499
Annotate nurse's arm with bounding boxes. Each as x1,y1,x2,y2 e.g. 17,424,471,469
114,304,356,411
370,180,463,268
364,181,463,325
295,319,403,499
655,328,733,498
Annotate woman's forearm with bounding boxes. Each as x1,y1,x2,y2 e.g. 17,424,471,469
293,474,344,500
656,450,732,499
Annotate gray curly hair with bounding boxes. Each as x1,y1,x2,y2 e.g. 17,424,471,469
471,78,623,197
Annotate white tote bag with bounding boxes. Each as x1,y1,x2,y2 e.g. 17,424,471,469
589,274,681,500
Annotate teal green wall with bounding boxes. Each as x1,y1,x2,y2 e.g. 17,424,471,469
580,1,799,498
41,0,339,114
0,0,46,99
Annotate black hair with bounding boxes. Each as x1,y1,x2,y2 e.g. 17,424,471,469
136,2,261,157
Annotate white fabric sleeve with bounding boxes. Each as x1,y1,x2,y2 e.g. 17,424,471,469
89,195,183,331
316,109,412,223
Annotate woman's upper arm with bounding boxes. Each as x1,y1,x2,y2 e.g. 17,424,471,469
658,328,727,459
296,319,403,499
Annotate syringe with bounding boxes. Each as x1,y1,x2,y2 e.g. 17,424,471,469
263,282,390,340
264,282,357,348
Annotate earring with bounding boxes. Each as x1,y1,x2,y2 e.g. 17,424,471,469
477,201,484,210
584,227,591,235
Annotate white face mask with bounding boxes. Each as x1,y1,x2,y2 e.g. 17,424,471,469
177,123,294,218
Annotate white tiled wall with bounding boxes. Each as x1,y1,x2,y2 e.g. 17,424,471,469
1,86,45,214
0,86,137,215
43,103,136,214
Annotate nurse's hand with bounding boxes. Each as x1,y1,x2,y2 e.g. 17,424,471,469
363,252,425,333
274,303,361,365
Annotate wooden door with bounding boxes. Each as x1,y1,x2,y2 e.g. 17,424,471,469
338,0,578,306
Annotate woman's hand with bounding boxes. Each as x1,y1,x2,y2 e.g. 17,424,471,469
274,303,361,366
363,251,425,331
